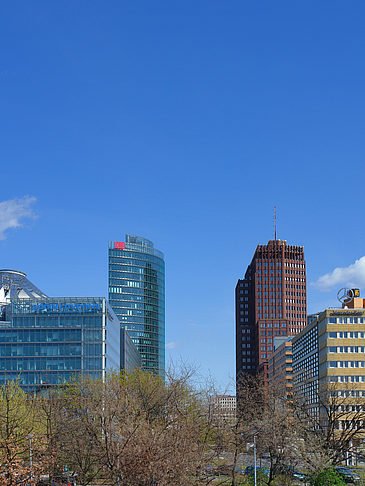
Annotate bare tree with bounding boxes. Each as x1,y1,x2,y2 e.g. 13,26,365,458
41,368,217,486
293,381,365,471
0,380,46,486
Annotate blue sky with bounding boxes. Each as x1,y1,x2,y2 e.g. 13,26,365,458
1,1,365,390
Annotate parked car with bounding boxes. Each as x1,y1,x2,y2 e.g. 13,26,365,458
279,464,307,481
335,467,361,484
244,466,270,477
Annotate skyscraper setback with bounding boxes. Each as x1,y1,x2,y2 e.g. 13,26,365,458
235,239,307,383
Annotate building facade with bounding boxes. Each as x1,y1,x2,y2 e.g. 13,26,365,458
121,328,142,371
213,395,236,421
0,296,120,392
0,269,121,392
292,303,365,430
268,337,293,399
236,239,307,384
108,235,165,375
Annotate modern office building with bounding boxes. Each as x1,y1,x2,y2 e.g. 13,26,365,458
108,235,165,375
292,299,365,428
0,269,120,392
121,328,142,371
268,336,293,399
236,239,307,385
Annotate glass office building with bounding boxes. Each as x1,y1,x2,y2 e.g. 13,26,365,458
121,328,142,371
108,235,165,375
0,271,120,392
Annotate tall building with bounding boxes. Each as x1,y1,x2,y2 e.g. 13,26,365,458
235,239,307,384
108,234,165,375
292,300,365,436
0,270,120,392
268,337,293,399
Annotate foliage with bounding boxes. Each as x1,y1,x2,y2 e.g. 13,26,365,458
1,368,364,486
310,468,346,486
246,471,268,486
0,380,47,485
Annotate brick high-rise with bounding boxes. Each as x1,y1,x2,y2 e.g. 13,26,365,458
235,239,307,384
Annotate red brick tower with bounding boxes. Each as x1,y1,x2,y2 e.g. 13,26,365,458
236,239,307,385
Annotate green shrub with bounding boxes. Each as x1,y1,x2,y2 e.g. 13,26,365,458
247,471,269,486
310,468,346,486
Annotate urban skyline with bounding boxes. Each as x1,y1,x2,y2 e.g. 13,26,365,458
2,1,365,390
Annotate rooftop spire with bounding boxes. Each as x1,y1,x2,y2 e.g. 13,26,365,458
274,206,277,241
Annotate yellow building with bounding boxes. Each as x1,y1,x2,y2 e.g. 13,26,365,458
292,299,365,435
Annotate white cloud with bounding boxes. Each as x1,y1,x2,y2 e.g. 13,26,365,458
0,196,37,240
313,256,365,291
166,342,178,350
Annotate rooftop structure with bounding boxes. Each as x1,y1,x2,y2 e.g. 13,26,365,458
0,269,47,305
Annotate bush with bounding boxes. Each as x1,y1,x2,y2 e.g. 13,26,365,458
310,468,346,486
247,471,269,486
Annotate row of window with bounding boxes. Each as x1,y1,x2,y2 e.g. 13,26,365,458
327,317,365,324
328,361,365,368
108,252,164,266
329,346,365,353
256,261,282,267
257,285,283,290
328,375,365,383
257,277,282,283
284,262,305,268
0,356,103,371
0,343,93,357
328,331,365,339
340,420,364,431
335,390,365,397
260,322,287,328
261,330,286,336
108,285,162,298
284,269,305,275
257,291,283,297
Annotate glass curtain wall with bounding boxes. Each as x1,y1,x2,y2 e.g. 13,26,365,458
0,297,120,392
108,234,165,375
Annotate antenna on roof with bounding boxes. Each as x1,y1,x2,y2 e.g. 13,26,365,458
274,206,277,240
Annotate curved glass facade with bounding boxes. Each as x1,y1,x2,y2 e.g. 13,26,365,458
108,234,165,375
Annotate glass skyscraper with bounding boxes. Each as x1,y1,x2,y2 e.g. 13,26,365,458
108,235,165,375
